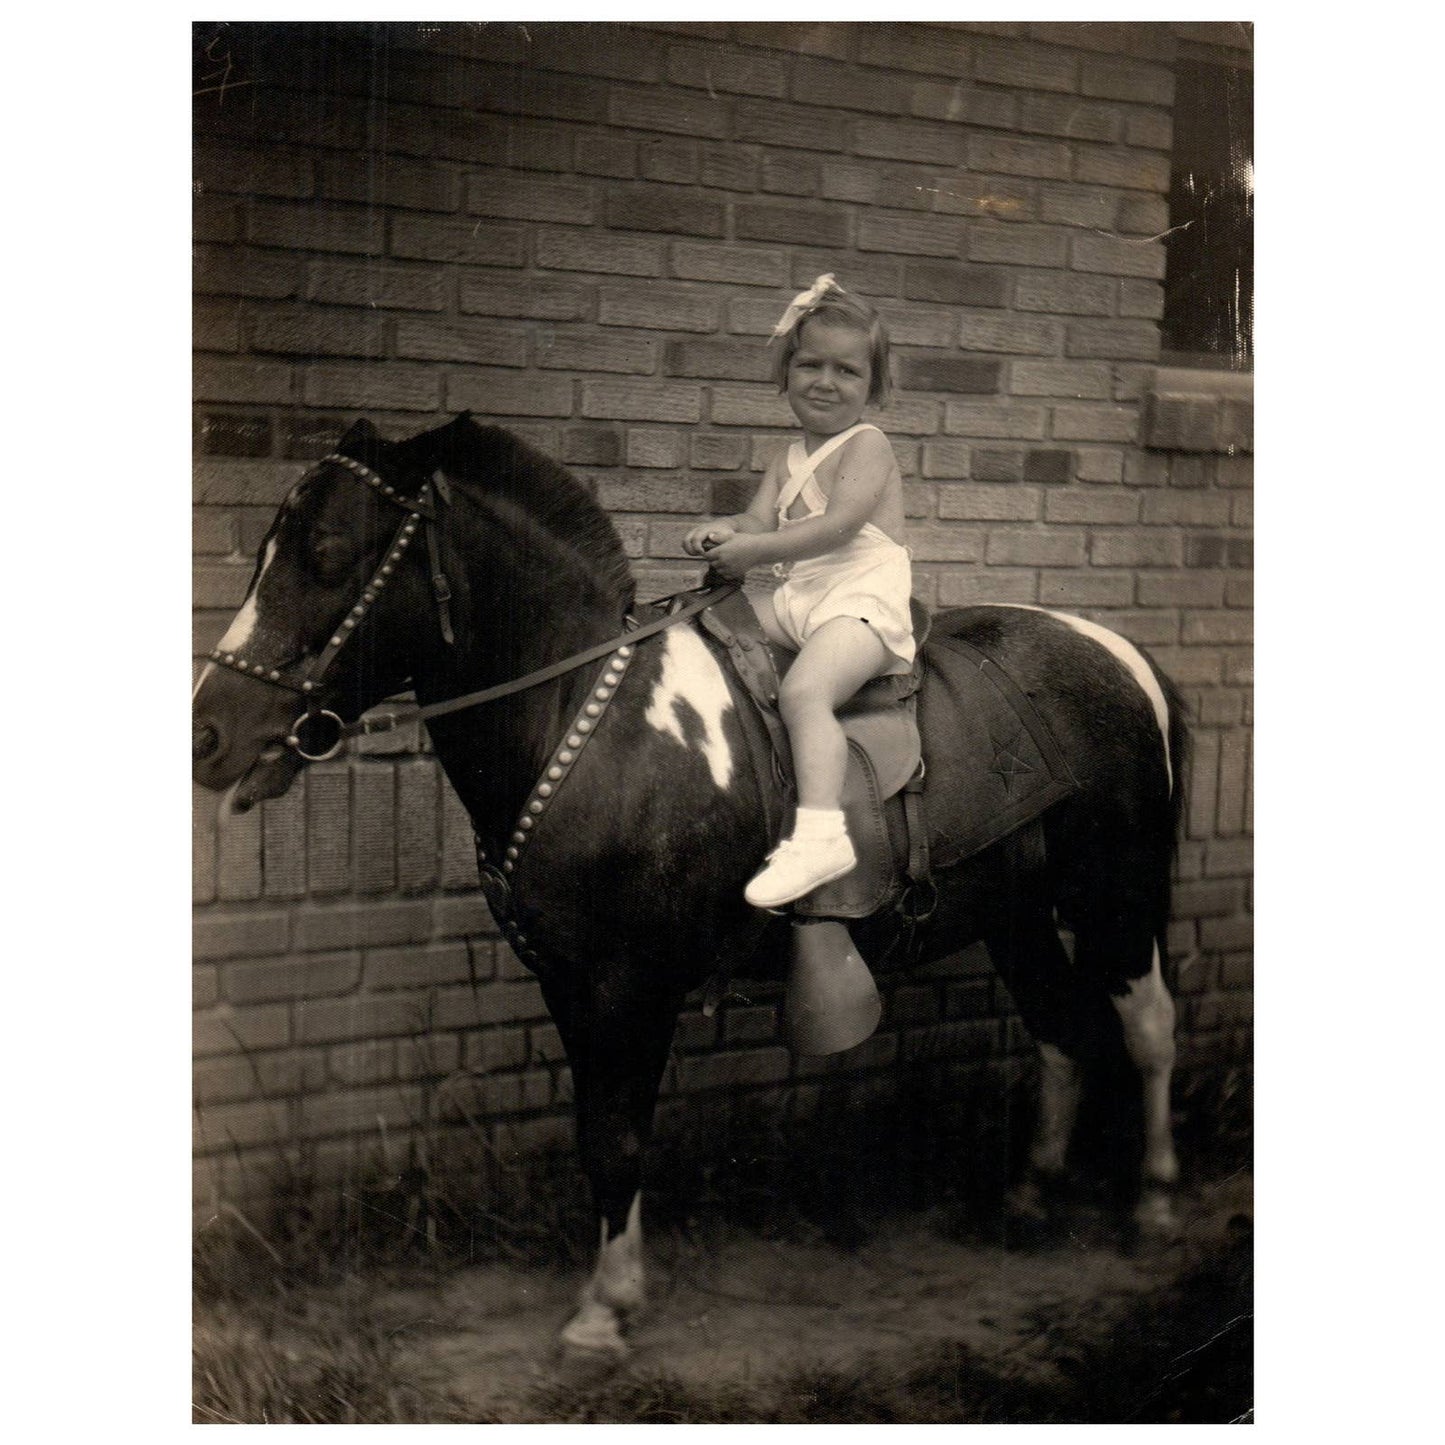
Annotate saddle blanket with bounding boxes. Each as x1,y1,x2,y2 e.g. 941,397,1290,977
698,587,1077,918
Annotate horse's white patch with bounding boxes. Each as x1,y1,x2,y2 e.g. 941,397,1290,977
644,627,735,790
975,605,1172,792
594,1191,644,1307
215,537,278,656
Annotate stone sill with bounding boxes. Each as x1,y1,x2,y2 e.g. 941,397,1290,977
1143,366,1253,455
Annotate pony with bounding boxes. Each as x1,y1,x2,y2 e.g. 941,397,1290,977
193,413,1186,1357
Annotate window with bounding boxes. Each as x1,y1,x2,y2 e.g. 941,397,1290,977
1162,58,1253,369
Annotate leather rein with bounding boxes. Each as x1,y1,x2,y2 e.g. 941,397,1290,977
205,451,738,764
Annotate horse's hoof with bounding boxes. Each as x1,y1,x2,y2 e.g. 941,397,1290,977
1003,1169,1069,1246
559,1306,631,1361
1130,1188,1182,1246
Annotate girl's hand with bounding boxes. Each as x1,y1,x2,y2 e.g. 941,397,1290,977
704,533,761,581
682,521,736,557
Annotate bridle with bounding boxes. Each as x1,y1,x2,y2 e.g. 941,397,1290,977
204,450,737,765
205,452,456,760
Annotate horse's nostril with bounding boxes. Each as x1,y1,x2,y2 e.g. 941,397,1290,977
193,720,219,762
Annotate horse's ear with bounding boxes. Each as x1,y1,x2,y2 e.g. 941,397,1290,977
337,419,378,453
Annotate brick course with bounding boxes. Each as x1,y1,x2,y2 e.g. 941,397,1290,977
194,21,1251,1217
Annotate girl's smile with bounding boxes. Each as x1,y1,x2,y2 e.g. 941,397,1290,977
787,318,873,447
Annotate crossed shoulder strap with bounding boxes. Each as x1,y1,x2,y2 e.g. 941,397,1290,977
776,422,882,519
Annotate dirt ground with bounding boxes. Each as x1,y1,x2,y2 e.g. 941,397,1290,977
194,1170,1253,1424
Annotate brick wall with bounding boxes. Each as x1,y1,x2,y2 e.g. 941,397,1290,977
193,21,1252,1220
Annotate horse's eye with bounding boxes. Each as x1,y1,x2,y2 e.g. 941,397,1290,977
310,532,355,584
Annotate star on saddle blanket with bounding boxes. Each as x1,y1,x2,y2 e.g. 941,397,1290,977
699,591,1077,920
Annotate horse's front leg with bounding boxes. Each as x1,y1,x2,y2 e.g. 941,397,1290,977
543,972,683,1358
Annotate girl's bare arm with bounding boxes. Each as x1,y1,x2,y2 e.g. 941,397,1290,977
682,452,783,554
707,431,897,573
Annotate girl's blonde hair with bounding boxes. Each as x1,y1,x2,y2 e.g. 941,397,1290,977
768,278,893,406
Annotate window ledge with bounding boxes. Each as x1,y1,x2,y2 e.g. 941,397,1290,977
1143,366,1253,454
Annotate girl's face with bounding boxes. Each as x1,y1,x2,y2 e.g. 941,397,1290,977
786,317,873,441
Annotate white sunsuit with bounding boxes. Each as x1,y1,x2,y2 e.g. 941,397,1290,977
769,422,916,677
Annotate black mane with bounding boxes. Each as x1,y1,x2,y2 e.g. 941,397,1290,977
403,413,636,611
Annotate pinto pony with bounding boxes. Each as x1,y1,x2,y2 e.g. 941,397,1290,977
193,415,1186,1357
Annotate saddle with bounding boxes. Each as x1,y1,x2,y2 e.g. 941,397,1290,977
699,589,1078,924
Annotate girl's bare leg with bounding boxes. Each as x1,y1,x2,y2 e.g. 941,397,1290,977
778,617,890,809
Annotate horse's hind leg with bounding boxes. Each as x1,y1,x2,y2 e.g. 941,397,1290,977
1112,941,1181,1237
984,908,1116,1225
1074,926,1181,1238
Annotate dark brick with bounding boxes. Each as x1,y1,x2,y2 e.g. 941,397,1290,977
859,23,973,77
711,476,758,514
734,99,848,153
249,202,384,256
1116,193,1171,236
736,201,849,247
396,318,527,367
447,370,574,418
896,356,1001,394
319,154,457,213
536,331,658,375
200,413,272,458
903,260,1010,308
967,225,1068,268
1017,93,1124,143
1145,396,1223,451
1078,148,1170,196
1066,319,1161,361
1072,232,1166,279
971,449,1025,482
537,228,665,277
466,174,596,225
561,426,622,467
390,215,525,267
1090,529,1181,567
1023,449,1073,483
853,117,962,167
666,42,789,98
194,358,294,406
967,134,1071,180
634,137,698,189
575,131,638,178
1080,56,1174,106
973,40,1078,93
611,86,731,139
302,364,440,413
792,56,913,116
664,338,771,382
672,242,790,287
605,186,726,238
858,212,963,258
461,274,591,322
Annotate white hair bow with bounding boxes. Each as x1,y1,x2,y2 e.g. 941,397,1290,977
770,273,840,338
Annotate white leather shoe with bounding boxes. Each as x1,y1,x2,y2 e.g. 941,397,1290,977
744,832,857,910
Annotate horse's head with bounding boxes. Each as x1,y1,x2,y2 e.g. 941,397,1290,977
192,418,443,810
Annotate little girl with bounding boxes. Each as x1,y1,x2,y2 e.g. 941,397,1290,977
684,275,914,909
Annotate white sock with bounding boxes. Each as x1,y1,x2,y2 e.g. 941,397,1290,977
791,806,847,842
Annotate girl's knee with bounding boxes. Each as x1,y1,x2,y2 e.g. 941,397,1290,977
778,669,828,723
